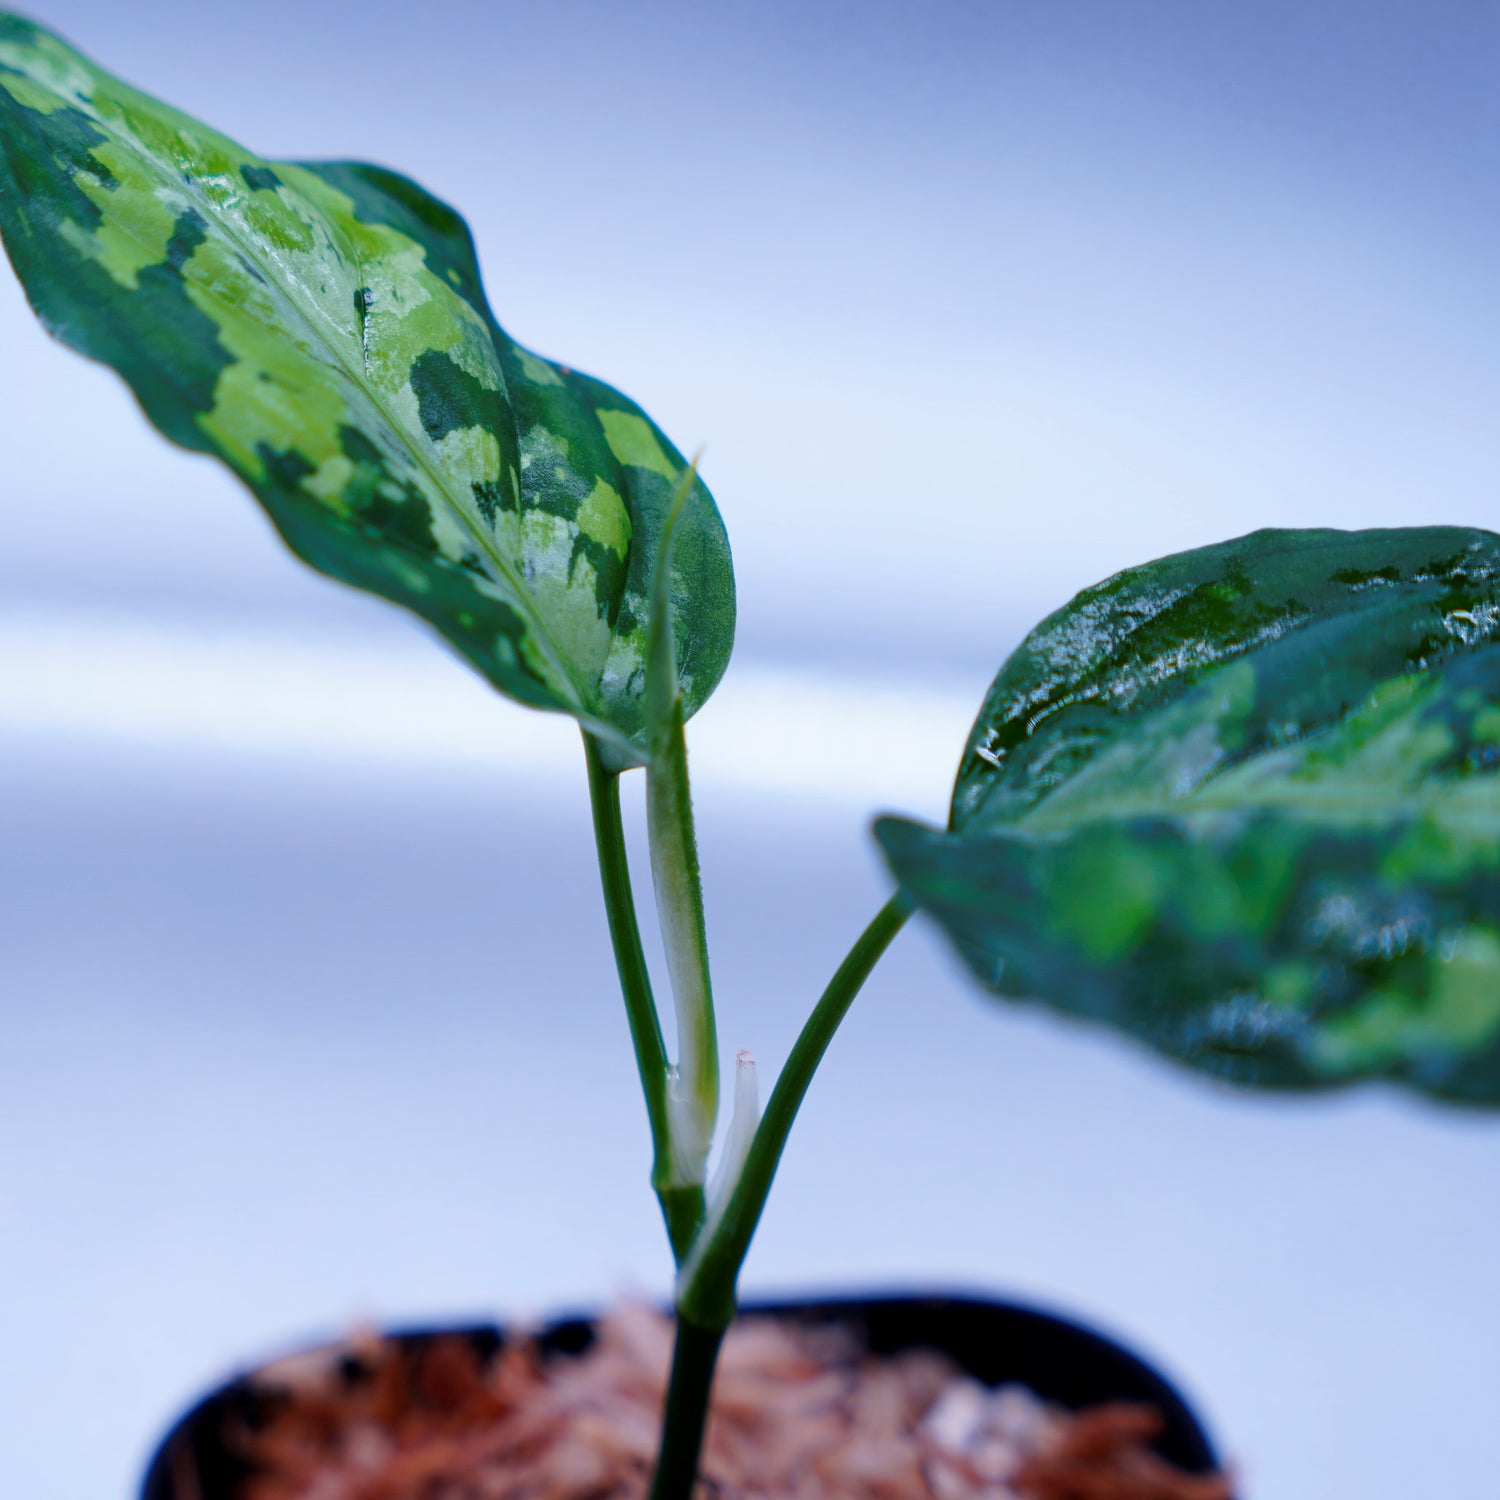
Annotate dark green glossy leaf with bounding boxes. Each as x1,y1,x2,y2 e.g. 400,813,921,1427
0,16,734,761
878,527,1500,1103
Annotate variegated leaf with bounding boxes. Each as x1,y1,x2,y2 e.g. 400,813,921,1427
879,527,1500,1104
0,15,734,761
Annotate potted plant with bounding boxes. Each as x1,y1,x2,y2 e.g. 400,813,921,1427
4,14,1499,1498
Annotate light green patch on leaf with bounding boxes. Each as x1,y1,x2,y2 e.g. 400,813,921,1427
879,527,1500,1105
1430,929,1500,1048
578,478,632,558
0,14,734,760
1380,811,1500,886
1262,961,1317,1009
517,347,564,387
598,408,678,479
1312,931,1500,1076
1310,987,1428,1075
1048,834,1162,962
0,67,61,114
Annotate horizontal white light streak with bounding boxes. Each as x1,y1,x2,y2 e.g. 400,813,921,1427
0,605,973,814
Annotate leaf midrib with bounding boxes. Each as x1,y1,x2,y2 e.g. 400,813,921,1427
976,775,1500,838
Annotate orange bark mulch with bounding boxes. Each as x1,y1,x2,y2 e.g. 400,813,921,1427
214,1305,1232,1500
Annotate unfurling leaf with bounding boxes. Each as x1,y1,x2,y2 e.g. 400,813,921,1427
879,527,1500,1104
0,15,734,762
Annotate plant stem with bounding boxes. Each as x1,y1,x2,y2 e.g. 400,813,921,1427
646,1315,726,1500
583,730,705,1262
675,892,913,1328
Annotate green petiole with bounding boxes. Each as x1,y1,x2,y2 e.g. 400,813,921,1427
582,730,705,1263
642,460,721,1188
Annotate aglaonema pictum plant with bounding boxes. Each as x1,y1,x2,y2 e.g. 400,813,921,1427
5,15,1500,1499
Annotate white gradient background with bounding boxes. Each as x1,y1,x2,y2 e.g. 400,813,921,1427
2,3,1499,1497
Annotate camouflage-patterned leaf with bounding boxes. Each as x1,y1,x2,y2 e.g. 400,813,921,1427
0,15,734,761
878,527,1500,1104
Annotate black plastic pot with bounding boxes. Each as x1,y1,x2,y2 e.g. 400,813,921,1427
140,1291,1222,1498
